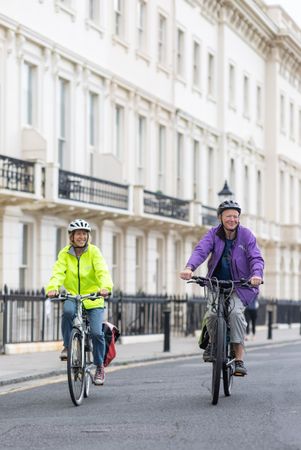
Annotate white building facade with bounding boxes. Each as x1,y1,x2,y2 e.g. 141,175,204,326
0,0,300,299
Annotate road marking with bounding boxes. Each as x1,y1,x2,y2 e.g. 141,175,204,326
0,356,200,396
0,376,66,396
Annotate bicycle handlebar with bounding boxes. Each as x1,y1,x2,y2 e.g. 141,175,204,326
188,276,252,289
47,292,110,301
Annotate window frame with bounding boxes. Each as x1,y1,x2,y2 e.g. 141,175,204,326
207,52,215,98
192,39,201,90
57,77,70,169
158,12,167,66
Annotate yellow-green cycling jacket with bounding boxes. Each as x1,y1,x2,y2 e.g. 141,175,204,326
46,243,113,309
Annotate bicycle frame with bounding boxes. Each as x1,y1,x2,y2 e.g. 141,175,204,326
188,276,250,405
72,295,94,385
57,292,100,406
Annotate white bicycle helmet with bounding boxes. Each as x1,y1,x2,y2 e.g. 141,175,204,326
68,219,91,233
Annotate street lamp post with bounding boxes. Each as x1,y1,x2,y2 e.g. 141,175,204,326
217,180,234,203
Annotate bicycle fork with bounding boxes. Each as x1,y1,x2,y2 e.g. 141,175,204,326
225,326,235,368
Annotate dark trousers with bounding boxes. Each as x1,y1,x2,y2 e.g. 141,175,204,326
245,309,258,335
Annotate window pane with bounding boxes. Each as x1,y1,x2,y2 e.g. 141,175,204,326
114,0,123,36
89,92,97,147
176,133,183,197
158,125,165,191
256,85,262,122
243,75,249,116
193,41,200,87
229,64,235,106
23,63,35,125
158,14,166,64
290,102,294,138
176,29,184,76
280,94,285,131
135,236,143,292
137,0,146,50
193,140,200,200
22,224,28,265
208,54,214,96
58,78,69,169
114,105,123,159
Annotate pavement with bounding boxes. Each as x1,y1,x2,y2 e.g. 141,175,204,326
0,325,300,387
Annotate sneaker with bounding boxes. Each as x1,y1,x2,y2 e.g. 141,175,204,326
60,347,68,361
94,364,105,385
203,343,213,362
234,360,247,376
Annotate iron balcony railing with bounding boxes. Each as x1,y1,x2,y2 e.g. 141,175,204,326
58,170,129,210
144,190,190,222
0,154,35,194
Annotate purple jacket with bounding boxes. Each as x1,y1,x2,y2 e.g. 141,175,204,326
186,224,264,306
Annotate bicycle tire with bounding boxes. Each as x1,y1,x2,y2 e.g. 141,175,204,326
84,345,93,398
84,368,91,398
223,340,234,397
211,317,225,405
67,328,85,406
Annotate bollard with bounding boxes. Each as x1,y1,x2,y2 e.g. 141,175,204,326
163,308,171,352
267,310,273,340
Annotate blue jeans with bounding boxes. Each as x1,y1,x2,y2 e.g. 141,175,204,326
62,299,105,366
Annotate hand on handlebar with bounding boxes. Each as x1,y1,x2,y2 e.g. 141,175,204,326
99,288,110,298
249,276,263,287
47,290,59,298
179,268,193,280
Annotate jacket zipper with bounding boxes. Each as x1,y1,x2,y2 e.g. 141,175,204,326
77,257,81,294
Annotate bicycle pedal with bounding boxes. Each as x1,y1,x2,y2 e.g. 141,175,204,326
226,358,236,367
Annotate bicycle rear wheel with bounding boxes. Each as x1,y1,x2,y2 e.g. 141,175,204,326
67,328,85,406
211,317,226,405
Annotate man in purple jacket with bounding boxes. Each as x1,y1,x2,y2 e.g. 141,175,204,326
180,200,264,376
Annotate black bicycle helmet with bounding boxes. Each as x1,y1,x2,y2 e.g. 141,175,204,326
217,200,241,216
68,219,91,233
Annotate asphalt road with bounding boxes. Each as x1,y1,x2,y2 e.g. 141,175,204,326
0,343,301,450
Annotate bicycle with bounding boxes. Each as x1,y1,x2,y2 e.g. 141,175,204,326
56,292,102,406
188,276,251,405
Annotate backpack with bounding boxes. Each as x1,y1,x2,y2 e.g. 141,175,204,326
198,325,209,350
102,321,120,367
198,314,209,350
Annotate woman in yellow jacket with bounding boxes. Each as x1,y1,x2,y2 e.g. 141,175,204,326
46,219,113,386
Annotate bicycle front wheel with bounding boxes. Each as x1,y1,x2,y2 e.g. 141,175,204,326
84,344,93,398
211,317,226,405
223,342,234,397
67,328,85,406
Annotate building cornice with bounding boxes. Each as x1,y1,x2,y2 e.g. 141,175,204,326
220,0,277,58
184,0,221,24
226,132,264,159
273,34,301,81
278,155,301,173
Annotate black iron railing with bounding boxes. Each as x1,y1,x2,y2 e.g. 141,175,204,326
202,205,218,226
107,294,168,336
0,155,35,193
0,287,61,352
144,190,190,222
1,289,300,351
58,170,129,210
